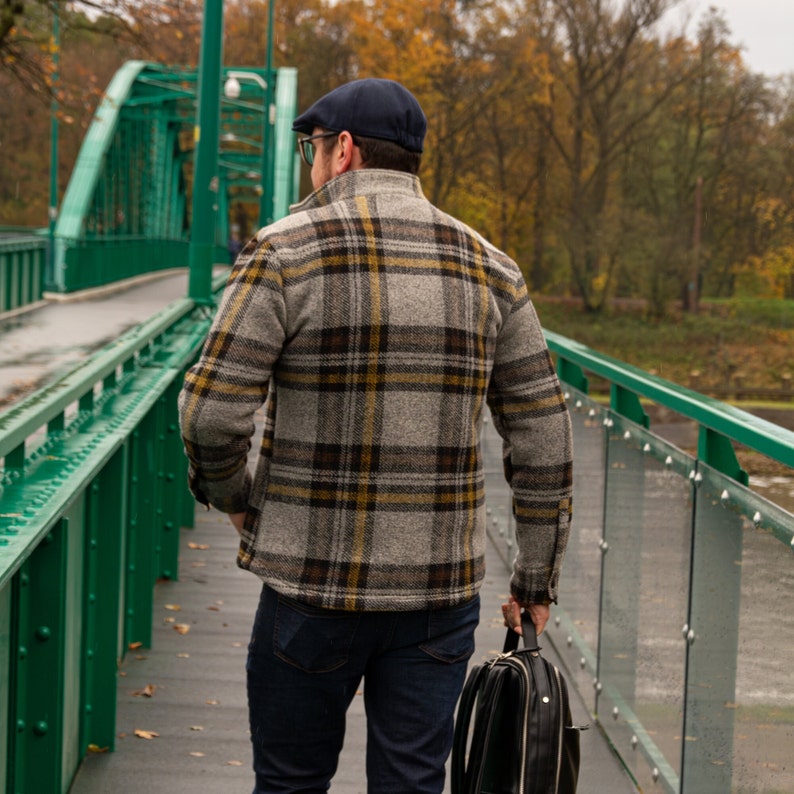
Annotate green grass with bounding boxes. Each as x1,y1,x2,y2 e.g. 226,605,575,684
534,297,794,392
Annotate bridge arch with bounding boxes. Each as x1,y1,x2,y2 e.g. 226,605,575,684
52,61,298,293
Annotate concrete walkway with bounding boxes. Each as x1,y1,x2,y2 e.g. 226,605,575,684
69,504,638,794
0,270,199,408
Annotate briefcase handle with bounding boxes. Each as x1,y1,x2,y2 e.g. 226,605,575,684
502,610,541,654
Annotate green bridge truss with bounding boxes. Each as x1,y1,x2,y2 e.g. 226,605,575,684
50,61,298,293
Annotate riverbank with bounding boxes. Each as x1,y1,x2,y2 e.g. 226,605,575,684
536,295,794,399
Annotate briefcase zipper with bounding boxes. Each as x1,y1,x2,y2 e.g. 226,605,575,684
503,656,532,793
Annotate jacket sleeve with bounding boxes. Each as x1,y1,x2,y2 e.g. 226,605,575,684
486,286,573,605
178,238,285,513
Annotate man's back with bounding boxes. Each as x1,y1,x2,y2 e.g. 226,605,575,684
183,168,565,612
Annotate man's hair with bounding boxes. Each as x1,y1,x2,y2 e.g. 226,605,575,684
321,133,422,175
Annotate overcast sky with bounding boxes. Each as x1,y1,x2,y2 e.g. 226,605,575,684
670,0,793,77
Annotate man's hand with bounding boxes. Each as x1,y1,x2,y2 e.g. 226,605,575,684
229,512,246,535
501,596,550,636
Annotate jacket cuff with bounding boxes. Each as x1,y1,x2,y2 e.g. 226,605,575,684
187,468,251,514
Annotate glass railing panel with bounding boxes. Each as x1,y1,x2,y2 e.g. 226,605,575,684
683,463,794,794
549,391,608,706
597,413,694,793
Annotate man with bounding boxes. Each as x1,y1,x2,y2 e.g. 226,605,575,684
178,78,572,794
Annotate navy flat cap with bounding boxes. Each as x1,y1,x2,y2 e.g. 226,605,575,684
292,78,427,153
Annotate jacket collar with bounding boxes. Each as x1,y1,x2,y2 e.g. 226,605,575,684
290,169,425,214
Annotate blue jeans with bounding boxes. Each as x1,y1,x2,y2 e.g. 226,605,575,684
246,585,480,794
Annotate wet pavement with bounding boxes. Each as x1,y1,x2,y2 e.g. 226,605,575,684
0,271,199,408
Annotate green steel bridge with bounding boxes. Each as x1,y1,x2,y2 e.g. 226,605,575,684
1,60,298,307
1,60,793,794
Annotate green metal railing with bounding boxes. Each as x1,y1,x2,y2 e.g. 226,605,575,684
0,236,46,315
485,332,794,794
0,274,226,793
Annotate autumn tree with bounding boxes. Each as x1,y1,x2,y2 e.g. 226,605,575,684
731,76,794,299
524,0,684,310
1,1,137,96
0,4,138,223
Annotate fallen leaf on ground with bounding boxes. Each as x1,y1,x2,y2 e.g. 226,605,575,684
87,744,109,753
207,606,220,611
128,641,143,650
177,653,190,658
206,699,219,705
174,623,191,635
226,760,243,766
190,725,204,731
164,617,176,624
189,751,206,757
164,604,182,611
132,684,157,698
134,729,159,740
188,542,210,550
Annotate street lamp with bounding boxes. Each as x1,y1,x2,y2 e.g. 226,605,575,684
223,70,267,100
222,67,275,229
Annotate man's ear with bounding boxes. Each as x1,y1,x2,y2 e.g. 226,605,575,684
334,131,362,174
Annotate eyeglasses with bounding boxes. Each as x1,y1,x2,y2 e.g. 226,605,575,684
297,131,338,166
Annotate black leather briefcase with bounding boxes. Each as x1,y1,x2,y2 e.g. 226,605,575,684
451,612,583,794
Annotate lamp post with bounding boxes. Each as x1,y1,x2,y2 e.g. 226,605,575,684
223,69,269,228
222,0,276,231
188,0,225,303
260,0,276,228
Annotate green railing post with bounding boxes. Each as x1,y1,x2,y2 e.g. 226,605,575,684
610,383,649,428
557,356,589,394
161,380,188,579
10,523,68,793
80,446,128,753
188,0,225,303
259,0,276,228
697,426,748,485
124,417,157,649
0,582,10,789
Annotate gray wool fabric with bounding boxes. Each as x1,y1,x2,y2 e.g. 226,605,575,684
179,169,573,611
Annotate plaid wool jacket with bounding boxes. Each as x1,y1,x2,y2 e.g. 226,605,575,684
179,169,572,611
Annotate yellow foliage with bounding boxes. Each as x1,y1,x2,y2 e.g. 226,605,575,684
590,273,609,303
736,249,794,298
347,0,458,93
